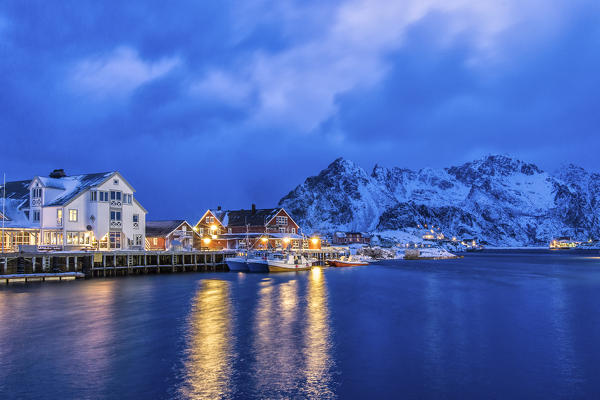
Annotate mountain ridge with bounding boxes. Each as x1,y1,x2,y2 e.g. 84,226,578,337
278,155,600,246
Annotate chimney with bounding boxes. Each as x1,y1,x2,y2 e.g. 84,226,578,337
49,169,66,178
251,203,256,214
217,205,222,211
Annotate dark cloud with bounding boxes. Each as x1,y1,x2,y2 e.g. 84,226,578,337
1,1,599,220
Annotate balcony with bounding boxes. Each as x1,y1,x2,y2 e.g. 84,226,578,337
110,220,122,229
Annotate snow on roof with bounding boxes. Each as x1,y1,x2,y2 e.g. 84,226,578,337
44,172,114,206
146,220,188,237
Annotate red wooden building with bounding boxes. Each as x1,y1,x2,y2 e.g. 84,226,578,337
145,220,200,251
332,231,371,245
194,204,320,250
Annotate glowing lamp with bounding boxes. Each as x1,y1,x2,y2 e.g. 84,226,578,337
203,237,211,245
283,237,290,244
311,237,319,245
261,237,268,243
210,224,217,231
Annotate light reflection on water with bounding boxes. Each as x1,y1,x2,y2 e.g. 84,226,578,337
178,269,335,399
179,279,233,400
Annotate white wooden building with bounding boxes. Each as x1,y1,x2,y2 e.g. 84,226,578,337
1,169,147,251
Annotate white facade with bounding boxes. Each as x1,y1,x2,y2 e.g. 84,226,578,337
25,172,147,250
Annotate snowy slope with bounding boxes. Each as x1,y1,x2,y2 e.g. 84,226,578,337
278,155,600,246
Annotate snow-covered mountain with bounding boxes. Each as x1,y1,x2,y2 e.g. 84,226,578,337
279,155,600,246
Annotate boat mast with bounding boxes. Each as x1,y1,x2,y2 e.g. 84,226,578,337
2,173,5,253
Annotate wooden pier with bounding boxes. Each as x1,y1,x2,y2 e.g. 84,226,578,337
0,250,235,279
0,247,348,281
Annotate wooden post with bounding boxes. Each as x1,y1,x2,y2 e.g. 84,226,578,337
74,256,78,272
32,257,36,273
66,256,70,272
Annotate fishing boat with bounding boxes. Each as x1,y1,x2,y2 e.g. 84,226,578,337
267,254,313,272
327,256,369,267
247,254,269,272
225,252,250,272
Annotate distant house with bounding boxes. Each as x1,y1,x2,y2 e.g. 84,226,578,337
145,220,198,251
332,231,370,245
194,204,312,250
0,169,147,252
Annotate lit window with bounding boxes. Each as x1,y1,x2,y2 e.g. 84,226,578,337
153,238,158,245
57,209,63,225
69,209,78,222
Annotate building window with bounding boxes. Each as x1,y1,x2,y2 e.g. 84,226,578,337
32,188,42,198
198,228,204,235
110,211,121,221
110,191,122,201
90,191,97,201
113,179,119,185
57,209,63,225
153,238,158,246
33,210,40,222
123,194,132,204
276,216,288,225
206,216,214,223
135,234,143,246
110,232,121,249
133,214,139,223
279,227,286,233
99,191,109,202
69,209,78,222
291,228,296,234
228,228,232,233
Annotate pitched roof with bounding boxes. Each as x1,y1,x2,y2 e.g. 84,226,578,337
44,172,115,206
146,220,188,237
222,208,280,227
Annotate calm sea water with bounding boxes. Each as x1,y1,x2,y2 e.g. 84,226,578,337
1,250,600,399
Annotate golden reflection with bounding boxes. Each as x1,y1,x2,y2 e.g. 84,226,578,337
303,267,334,399
253,271,334,398
180,280,232,400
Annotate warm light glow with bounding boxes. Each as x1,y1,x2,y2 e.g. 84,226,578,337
283,237,290,244
261,237,268,243
311,237,319,245
193,226,198,232
210,224,217,231
203,237,211,245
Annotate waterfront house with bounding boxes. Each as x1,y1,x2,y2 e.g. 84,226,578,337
194,205,312,250
0,169,147,252
332,231,371,245
145,220,199,251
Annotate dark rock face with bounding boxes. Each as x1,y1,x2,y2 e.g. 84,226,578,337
279,155,600,246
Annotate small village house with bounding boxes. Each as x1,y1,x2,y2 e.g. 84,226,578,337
0,169,147,251
194,204,320,250
332,231,371,245
145,220,199,251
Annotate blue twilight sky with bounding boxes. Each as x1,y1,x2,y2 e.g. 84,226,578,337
1,0,600,220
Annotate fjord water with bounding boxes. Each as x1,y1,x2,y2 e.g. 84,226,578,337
1,251,600,399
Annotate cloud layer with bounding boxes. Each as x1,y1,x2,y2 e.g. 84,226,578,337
1,0,599,219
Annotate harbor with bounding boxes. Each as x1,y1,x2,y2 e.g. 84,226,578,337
0,247,350,282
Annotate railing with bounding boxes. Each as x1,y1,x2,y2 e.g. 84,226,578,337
110,200,122,208
133,222,139,229
110,221,122,228
31,198,42,207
